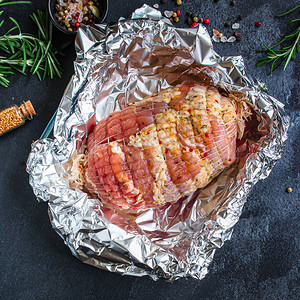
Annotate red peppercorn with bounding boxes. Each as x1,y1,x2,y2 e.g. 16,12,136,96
190,21,197,28
159,140,162,144
203,152,208,158
75,15,78,20
189,148,193,152
205,133,209,138
165,148,169,153
177,10,181,16
76,12,79,16
187,108,191,113
169,18,173,21
75,22,80,27
255,22,262,27
204,18,210,24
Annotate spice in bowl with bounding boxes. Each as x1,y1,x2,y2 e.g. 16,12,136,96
54,0,103,33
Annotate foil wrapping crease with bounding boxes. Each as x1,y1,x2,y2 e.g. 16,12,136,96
26,5,289,281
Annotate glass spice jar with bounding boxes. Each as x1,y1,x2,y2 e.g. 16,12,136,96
0,100,36,136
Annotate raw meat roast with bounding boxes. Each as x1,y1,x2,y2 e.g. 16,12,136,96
71,84,250,210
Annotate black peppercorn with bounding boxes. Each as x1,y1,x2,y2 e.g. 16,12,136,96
225,21,230,27
191,12,197,18
187,16,193,26
236,35,242,41
238,14,243,20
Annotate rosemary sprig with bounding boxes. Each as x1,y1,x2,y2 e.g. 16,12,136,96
256,5,300,75
0,0,31,7
0,10,66,87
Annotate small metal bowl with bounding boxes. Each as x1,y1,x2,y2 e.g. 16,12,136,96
48,0,108,36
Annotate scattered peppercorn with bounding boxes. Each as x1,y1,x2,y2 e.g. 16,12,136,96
218,32,223,38
225,21,230,27
186,17,193,26
172,12,177,18
236,35,242,41
233,31,238,38
191,21,198,28
174,16,179,22
177,10,181,16
231,0,236,5
169,18,173,21
193,16,199,22
187,11,192,16
191,12,197,18
176,0,182,5
199,18,203,23
238,14,243,20
75,22,80,27
255,21,262,27
204,18,210,24
286,187,292,193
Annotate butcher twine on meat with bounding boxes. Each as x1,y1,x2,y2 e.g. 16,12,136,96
69,84,251,210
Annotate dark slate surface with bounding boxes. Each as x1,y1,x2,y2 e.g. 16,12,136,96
0,0,299,299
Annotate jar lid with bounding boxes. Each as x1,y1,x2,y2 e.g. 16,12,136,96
19,100,36,119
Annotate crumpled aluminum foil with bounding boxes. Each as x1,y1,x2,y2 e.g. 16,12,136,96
26,5,289,281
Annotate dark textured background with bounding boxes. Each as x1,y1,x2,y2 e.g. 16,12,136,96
0,0,299,299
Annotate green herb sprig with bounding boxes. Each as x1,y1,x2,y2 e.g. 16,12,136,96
0,0,31,7
0,10,67,87
256,5,300,75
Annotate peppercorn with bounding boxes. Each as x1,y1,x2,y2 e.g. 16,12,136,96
172,12,177,18
177,10,181,16
225,21,230,27
193,17,199,22
190,22,197,28
187,16,193,26
176,0,182,5
218,33,223,38
233,31,238,38
286,187,292,193
236,35,242,41
174,16,179,22
75,22,80,27
161,0,168,3
204,18,210,24
231,1,236,5
187,11,192,16
199,18,203,23
68,28,73,32
191,12,197,18
255,22,262,27
238,14,243,20
169,18,173,22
